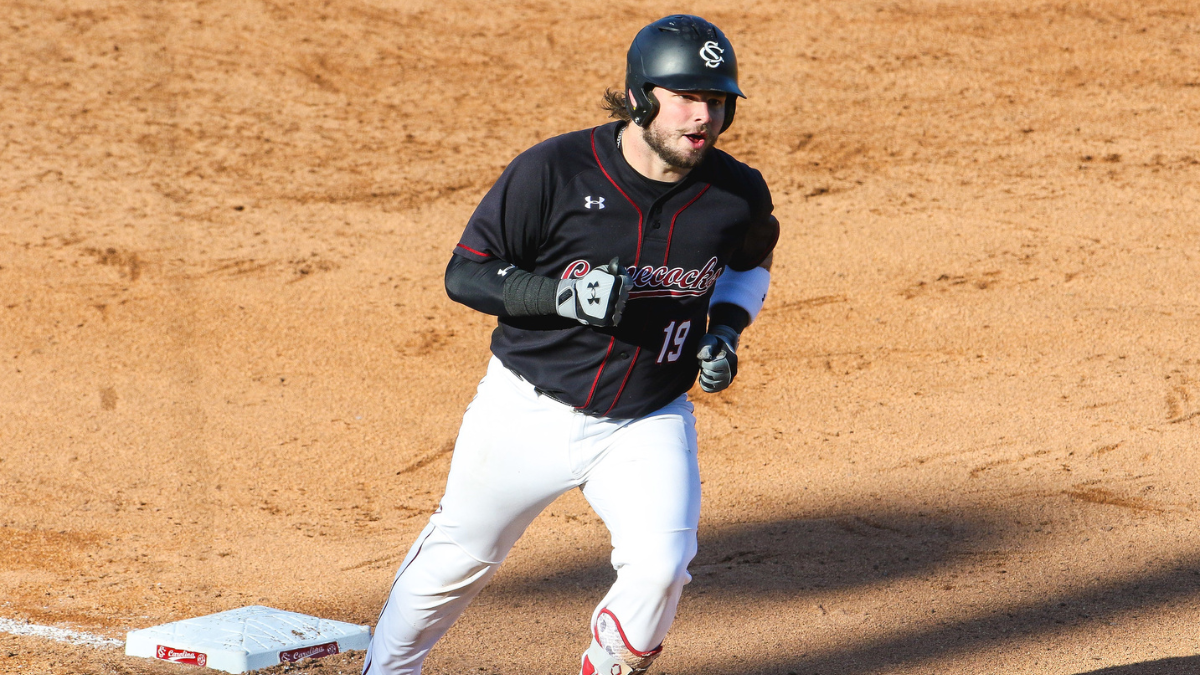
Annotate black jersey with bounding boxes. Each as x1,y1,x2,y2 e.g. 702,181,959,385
453,122,776,418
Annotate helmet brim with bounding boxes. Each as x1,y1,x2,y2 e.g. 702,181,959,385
647,74,746,99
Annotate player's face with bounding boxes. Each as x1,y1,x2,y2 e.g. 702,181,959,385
642,88,727,170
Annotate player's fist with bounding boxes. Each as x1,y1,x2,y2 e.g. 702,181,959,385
696,325,740,393
556,257,631,327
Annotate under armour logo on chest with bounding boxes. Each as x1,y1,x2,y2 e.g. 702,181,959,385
584,196,605,209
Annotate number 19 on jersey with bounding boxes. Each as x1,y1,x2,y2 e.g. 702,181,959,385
656,320,692,364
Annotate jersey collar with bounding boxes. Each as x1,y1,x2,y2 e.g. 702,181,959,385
596,122,706,205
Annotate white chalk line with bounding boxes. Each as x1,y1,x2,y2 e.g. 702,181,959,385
0,617,123,648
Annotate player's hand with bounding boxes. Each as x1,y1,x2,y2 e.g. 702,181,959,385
556,257,631,327
696,325,740,393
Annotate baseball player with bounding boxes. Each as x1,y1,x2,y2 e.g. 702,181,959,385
364,15,777,675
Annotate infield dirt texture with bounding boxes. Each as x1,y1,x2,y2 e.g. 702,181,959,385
3,1,1200,674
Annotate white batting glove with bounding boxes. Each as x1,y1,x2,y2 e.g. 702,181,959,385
556,258,631,327
696,325,740,393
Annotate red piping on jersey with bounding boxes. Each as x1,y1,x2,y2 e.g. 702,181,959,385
579,337,616,410
454,243,491,258
602,346,642,416
662,183,710,264
628,288,709,299
594,608,664,658
590,128,644,265
581,128,643,413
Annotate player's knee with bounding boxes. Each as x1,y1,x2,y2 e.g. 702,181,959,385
624,557,693,595
621,535,697,592
392,525,501,612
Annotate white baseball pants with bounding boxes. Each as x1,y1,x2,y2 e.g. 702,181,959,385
363,356,701,674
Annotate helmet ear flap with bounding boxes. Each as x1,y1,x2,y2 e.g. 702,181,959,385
627,86,660,128
629,87,735,132
720,96,736,133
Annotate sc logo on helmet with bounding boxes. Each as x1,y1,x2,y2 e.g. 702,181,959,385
699,41,724,68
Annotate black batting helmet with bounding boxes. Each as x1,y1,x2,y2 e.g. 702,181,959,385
625,15,745,133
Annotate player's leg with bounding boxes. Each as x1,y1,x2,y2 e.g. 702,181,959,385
578,396,701,674
364,521,497,675
364,358,577,675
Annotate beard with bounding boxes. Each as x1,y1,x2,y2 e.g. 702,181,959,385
642,121,716,170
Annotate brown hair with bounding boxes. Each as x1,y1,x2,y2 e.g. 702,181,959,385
602,88,632,122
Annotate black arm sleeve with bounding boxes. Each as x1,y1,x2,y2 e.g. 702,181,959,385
445,254,558,318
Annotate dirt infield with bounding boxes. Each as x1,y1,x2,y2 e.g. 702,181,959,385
3,1,1200,673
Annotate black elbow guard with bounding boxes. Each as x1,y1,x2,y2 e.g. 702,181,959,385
503,272,558,317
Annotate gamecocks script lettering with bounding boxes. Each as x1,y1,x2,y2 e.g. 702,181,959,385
562,257,722,299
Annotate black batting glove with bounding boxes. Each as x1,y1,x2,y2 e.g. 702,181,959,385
696,325,740,393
